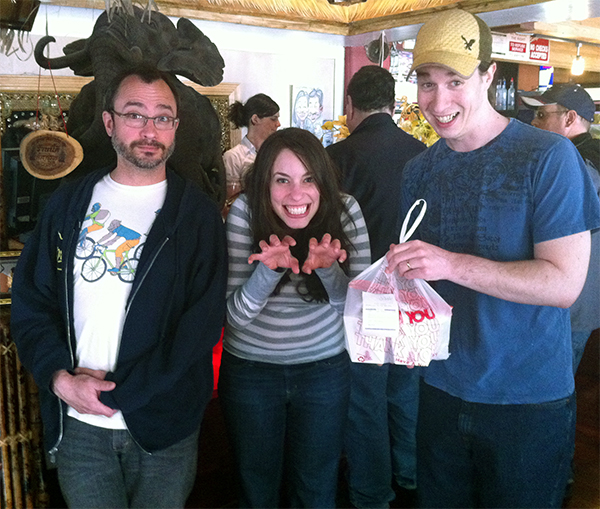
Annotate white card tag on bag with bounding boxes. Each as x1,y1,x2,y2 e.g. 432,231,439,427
361,292,400,337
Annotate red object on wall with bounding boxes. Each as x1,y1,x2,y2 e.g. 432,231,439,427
343,46,390,114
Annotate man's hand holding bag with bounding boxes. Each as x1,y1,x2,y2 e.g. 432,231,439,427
343,200,452,367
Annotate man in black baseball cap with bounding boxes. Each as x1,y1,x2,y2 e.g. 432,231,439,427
522,83,598,170
523,83,599,372
523,80,600,503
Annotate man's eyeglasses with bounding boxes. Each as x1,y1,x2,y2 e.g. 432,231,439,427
111,111,179,130
535,109,567,120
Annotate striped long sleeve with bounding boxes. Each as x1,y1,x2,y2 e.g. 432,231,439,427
224,193,370,364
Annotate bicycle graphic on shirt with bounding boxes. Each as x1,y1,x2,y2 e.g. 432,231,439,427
75,218,142,283
76,209,160,263
76,242,138,283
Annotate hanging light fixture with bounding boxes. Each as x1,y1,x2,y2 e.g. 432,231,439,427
571,42,585,76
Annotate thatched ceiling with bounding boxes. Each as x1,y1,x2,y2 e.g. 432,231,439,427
46,0,556,35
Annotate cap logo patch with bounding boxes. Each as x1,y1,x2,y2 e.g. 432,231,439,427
462,35,476,51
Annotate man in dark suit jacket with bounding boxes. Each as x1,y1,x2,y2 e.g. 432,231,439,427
327,65,426,508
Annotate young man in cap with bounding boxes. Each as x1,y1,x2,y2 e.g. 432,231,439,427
522,84,599,375
385,9,600,508
327,65,426,508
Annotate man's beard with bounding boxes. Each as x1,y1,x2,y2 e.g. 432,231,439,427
111,136,175,170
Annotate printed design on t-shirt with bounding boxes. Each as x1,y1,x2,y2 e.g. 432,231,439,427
76,203,143,283
404,144,529,258
78,202,111,245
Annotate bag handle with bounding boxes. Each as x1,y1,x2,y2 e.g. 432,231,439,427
399,199,427,243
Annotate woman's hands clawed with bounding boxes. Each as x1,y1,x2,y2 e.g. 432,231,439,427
248,233,346,275
302,234,347,274
248,234,300,274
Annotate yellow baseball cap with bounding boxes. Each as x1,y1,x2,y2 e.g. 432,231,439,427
409,9,493,79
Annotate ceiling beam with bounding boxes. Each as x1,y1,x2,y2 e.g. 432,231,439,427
163,7,351,35
41,0,349,34
518,20,600,44
43,0,555,36
348,0,553,35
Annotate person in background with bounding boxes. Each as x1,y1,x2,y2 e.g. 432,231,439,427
11,66,228,508
219,127,370,508
385,9,600,508
223,93,280,198
327,65,426,508
522,83,599,374
524,84,599,173
522,82,600,499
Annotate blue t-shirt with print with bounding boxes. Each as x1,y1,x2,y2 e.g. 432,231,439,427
400,119,600,405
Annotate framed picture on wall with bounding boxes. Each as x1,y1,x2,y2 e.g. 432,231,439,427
291,85,330,144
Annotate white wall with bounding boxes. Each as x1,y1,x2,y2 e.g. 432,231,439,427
0,5,346,129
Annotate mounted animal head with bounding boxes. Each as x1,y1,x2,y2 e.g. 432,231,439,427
34,7,225,87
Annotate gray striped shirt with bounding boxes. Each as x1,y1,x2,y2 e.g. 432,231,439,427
224,193,371,364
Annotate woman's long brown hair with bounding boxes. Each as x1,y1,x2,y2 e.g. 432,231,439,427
243,128,354,302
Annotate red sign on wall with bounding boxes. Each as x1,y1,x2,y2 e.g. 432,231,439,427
530,38,550,62
509,40,527,54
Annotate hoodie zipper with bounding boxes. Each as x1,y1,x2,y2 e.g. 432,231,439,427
49,222,80,462
125,237,169,313
119,235,170,455
48,171,183,458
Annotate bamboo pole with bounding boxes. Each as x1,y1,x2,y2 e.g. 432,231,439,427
0,340,15,509
27,373,48,508
1,309,48,509
15,356,33,508
4,340,24,509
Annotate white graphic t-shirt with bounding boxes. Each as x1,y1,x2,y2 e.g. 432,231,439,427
69,173,167,429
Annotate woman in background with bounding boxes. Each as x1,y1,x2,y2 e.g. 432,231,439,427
223,93,280,199
220,128,370,508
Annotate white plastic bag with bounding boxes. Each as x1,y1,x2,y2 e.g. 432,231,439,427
343,199,452,367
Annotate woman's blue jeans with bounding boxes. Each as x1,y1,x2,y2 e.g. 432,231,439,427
56,417,199,508
218,350,350,508
417,381,575,508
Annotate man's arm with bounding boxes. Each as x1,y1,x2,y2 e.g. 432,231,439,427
98,231,119,246
11,187,77,393
386,230,591,308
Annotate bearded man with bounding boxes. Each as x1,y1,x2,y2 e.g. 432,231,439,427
11,65,227,508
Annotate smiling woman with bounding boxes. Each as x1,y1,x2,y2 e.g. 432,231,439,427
220,127,371,507
269,148,321,230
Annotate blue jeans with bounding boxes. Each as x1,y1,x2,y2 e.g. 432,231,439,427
218,350,350,508
56,417,199,508
344,363,419,508
417,381,575,508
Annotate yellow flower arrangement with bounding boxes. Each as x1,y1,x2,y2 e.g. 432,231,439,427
397,96,439,147
321,116,350,141
321,101,438,148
